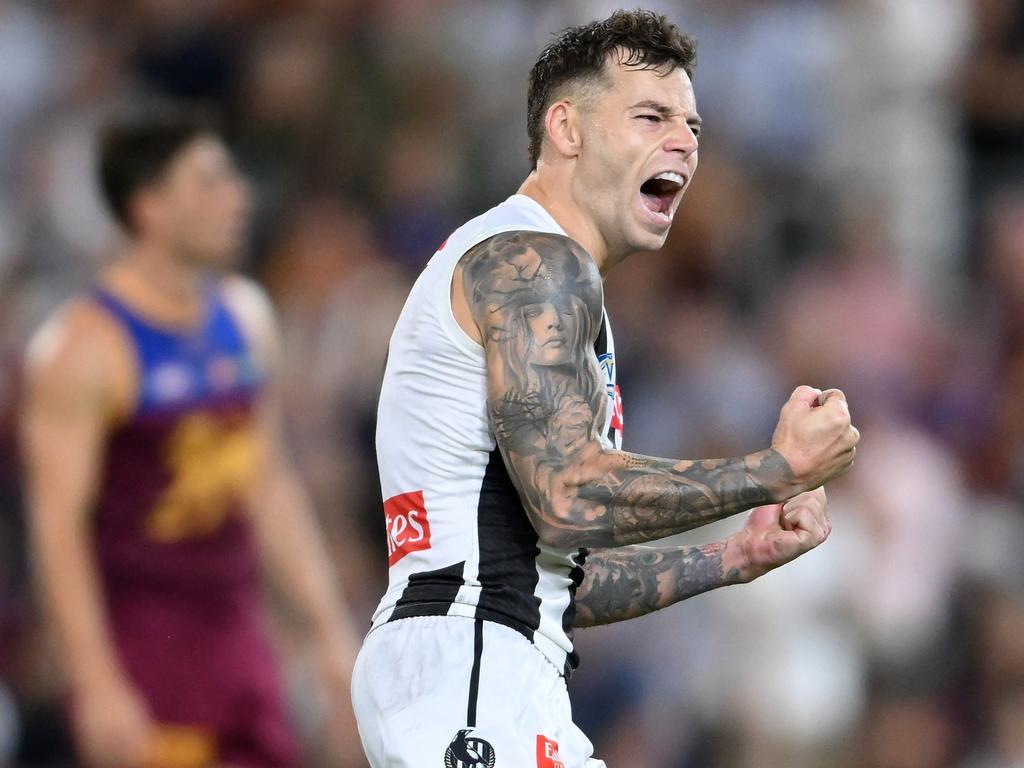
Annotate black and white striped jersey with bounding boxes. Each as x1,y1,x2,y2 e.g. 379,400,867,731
371,195,623,677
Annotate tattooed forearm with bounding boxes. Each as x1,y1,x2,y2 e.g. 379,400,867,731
463,230,799,549
574,541,745,627
595,449,793,545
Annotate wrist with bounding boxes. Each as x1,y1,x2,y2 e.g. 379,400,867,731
755,447,802,503
722,534,757,585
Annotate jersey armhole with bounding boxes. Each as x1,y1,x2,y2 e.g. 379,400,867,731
439,239,488,362
81,298,143,427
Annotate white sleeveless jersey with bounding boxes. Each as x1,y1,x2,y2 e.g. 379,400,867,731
371,194,623,677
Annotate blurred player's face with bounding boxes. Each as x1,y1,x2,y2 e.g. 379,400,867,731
573,56,700,255
143,136,251,269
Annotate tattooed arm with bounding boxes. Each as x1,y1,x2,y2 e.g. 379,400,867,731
574,542,739,627
575,489,831,627
461,231,858,549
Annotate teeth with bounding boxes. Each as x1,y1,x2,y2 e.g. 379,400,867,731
654,172,684,186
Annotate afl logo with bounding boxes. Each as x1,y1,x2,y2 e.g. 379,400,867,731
444,729,496,768
598,352,615,384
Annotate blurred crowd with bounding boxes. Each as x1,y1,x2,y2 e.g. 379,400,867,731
1,0,1024,766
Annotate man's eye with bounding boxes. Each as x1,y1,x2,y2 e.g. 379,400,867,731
691,125,702,138
638,114,662,123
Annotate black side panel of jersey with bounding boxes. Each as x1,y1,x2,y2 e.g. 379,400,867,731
474,448,542,639
388,561,467,621
560,547,587,675
595,315,608,358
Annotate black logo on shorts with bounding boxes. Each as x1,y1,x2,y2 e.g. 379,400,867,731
444,728,496,768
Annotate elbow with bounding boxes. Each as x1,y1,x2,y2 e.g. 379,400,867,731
517,452,615,549
534,523,581,550
531,496,612,550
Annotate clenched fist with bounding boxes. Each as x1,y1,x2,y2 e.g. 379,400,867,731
732,487,831,582
771,386,859,495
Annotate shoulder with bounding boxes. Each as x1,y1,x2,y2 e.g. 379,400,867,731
460,231,604,336
24,297,133,410
220,274,277,335
461,231,601,286
219,274,280,368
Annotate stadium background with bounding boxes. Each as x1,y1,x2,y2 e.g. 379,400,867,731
1,0,1023,766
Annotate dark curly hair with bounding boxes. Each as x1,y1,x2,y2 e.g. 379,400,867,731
527,9,696,168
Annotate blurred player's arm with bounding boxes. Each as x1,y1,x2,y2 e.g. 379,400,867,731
224,279,359,671
575,488,829,626
461,231,858,549
20,303,155,766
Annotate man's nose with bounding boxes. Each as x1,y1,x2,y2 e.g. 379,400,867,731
665,122,698,158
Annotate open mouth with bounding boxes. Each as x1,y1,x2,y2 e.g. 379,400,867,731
640,171,686,219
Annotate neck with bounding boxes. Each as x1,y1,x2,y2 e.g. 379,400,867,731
133,241,204,298
518,170,626,277
112,240,208,321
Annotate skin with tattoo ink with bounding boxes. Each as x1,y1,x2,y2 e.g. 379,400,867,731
461,232,854,558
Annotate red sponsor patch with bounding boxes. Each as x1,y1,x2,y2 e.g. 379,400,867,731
384,490,431,567
610,383,624,432
536,735,564,768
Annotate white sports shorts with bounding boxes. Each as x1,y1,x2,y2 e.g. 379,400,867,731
351,615,606,767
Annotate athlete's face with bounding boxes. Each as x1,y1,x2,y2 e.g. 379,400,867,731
524,300,574,366
144,136,251,269
574,56,700,255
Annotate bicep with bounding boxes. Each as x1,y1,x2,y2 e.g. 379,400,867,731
460,231,608,534
21,323,112,530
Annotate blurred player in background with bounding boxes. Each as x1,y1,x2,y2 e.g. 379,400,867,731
19,110,359,768
354,10,859,767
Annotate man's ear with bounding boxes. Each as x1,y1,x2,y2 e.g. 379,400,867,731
543,99,584,161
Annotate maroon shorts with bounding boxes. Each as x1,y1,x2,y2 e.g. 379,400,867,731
105,589,298,768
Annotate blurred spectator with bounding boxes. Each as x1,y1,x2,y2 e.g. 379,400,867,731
963,0,1024,238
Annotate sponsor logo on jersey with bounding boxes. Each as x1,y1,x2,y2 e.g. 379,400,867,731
383,490,431,567
536,735,564,768
147,412,256,542
444,729,495,768
150,363,194,403
610,383,624,433
207,356,239,391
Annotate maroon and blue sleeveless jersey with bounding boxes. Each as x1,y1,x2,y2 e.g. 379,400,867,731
92,284,265,601
83,285,298,768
